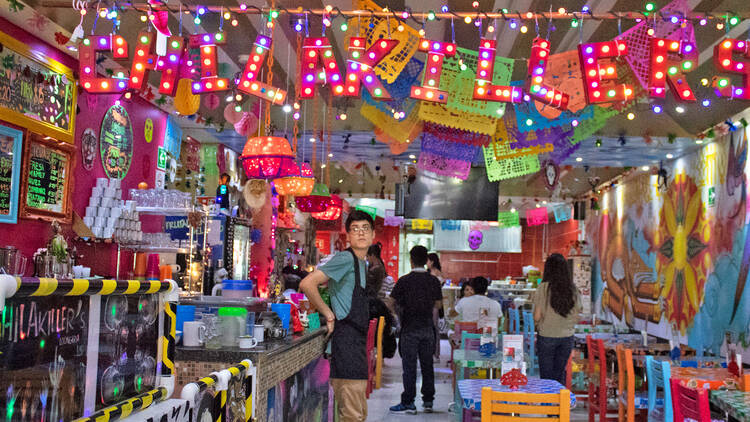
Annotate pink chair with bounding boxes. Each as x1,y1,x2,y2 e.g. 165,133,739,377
669,378,723,422
366,318,377,398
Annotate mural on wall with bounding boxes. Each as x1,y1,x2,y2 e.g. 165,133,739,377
266,357,330,422
587,128,750,357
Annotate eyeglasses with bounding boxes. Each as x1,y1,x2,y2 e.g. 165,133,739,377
349,226,372,234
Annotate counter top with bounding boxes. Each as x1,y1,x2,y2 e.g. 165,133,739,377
176,328,327,363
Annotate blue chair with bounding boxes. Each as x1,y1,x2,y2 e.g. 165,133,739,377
507,308,520,334
645,355,672,421
522,310,537,375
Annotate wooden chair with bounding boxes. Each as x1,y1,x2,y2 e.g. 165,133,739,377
587,335,618,422
669,379,723,422
375,316,385,390
480,386,571,422
616,345,647,422
645,355,672,421
365,318,377,398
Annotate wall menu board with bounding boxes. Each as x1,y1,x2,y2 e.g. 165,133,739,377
0,122,23,223
0,296,90,421
20,134,74,222
0,30,76,144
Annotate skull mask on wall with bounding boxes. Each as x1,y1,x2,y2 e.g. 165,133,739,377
468,230,483,250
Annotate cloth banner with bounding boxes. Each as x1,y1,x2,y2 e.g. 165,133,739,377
526,207,549,226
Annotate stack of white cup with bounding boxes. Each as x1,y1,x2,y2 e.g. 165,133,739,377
83,178,142,242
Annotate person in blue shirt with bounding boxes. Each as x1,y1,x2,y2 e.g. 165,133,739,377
300,210,375,422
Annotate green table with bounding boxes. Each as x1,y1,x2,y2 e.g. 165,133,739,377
452,349,506,422
710,390,750,421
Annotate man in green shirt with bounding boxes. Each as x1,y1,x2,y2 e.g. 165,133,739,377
300,210,375,422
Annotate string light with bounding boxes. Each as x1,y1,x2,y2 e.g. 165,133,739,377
520,25,528,33
627,112,635,120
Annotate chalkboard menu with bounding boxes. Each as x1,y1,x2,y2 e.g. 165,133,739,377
0,30,76,143
20,134,74,222
0,122,23,223
0,296,89,421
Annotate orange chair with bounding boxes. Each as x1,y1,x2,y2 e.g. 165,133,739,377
587,335,618,421
616,346,647,422
375,316,385,390
480,386,571,421
669,378,723,422
365,318,377,398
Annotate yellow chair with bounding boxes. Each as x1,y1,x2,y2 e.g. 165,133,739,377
375,316,385,389
480,386,571,421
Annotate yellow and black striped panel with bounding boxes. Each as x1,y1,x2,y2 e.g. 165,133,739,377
161,302,176,376
72,387,167,422
217,390,227,422
13,277,173,297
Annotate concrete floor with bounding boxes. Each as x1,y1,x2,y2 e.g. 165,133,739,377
365,340,590,421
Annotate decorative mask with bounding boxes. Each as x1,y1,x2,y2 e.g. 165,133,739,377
468,230,483,250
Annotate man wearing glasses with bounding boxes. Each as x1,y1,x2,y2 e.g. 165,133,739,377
300,210,375,422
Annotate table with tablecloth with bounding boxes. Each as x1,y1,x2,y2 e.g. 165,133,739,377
458,377,576,411
670,367,740,390
574,333,671,355
709,390,750,421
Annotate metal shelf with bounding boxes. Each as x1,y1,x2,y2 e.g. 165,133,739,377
119,245,188,254
135,207,192,216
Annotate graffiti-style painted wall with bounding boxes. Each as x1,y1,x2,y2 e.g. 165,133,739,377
586,128,750,359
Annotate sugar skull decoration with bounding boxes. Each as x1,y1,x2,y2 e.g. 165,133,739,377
468,230,484,250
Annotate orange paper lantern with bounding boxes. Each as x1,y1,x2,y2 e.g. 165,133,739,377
240,136,297,180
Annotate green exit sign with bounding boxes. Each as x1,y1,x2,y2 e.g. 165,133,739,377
707,186,715,207
157,146,167,170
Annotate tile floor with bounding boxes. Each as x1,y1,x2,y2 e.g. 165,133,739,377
365,340,590,421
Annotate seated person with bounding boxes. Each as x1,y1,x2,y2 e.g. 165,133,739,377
455,276,502,333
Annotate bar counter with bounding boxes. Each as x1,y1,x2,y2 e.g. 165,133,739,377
175,328,328,422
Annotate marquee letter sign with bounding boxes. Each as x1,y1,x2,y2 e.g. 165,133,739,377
237,35,287,104
130,32,190,96
410,38,456,103
578,40,633,104
79,35,129,93
341,37,398,99
188,32,230,93
300,37,344,99
526,38,569,109
649,38,697,101
473,39,523,103
713,38,750,100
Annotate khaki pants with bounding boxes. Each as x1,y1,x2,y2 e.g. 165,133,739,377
331,378,368,422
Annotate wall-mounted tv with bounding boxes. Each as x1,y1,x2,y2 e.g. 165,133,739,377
396,169,499,221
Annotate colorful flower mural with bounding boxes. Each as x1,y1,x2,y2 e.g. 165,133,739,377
654,173,711,335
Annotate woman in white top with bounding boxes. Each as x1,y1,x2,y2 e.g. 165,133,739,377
455,277,502,333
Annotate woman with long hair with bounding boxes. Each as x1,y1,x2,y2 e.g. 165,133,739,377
427,252,446,362
532,253,581,384
427,253,444,282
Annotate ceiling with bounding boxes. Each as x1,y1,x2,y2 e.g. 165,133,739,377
14,0,750,194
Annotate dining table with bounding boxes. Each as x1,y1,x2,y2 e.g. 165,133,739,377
458,377,577,412
670,367,740,390
709,390,750,421
574,332,672,355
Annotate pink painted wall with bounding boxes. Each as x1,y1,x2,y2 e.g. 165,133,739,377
0,18,169,277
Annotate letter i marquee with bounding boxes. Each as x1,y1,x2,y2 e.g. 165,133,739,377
648,38,697,101
473,39,523,103
188,32,230,93
79,35,129,93
526,38,569,109
340,37,398,99
713,38,750,100
300,37,344,99
237,34,287,104
410,39,456,103
578,40,633,104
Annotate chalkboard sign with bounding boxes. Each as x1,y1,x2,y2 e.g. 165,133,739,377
0,30,77,144
0,296,90,421
0,122,23,224
20,134,74,222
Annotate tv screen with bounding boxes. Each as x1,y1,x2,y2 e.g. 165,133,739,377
398,169,499,220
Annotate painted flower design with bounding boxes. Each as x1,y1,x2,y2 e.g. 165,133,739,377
655,174,711,334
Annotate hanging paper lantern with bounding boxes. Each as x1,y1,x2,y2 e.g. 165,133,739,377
296,183,331,212
274,161,301,196
312,194,343,221
204,93,220,110
174,78,200,115
297,163,315,196
224,103,244,124
240,136,297,180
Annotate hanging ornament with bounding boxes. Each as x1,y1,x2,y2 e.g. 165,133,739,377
243,179,268,209
204,92,220,110
240,136,296,180
311,194,343,220
224,102,244,124
542,160,560,191
296,183,331,212
174,78,200,115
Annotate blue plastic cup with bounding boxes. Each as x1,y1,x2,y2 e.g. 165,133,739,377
175,305,196,333
271,303,291,331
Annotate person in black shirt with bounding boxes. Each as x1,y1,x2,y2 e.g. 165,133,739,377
389,245,443,414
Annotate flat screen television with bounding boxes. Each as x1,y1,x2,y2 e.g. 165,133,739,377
396,169,499,220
